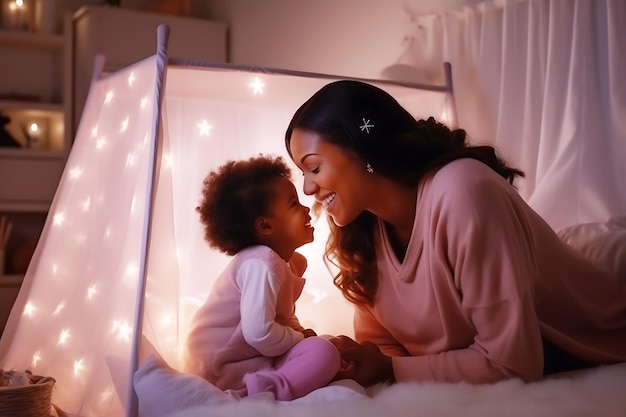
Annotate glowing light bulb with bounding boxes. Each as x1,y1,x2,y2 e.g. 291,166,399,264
249,77,265,94
198,119,212,136
121,117,129,132
53,212,65,226
69,166,83,179
24,302,36,316
163,153,173,169
58,329,70,345
52,303,65,315
16,0,24,7
32,351,42,367
96,137,107,150
74,359,85,376
87,286,97,300
112,320,132,342
29,122,39,133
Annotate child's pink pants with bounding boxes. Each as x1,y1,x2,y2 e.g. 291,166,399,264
243,336,340,401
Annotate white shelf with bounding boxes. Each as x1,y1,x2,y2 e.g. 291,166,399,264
0,99,64,112
0,274,23,287
0,147,66,159
0,30,63,48
0,202,52,213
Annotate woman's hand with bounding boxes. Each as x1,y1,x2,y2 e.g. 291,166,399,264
326,336,394,386
326,335,359,381
338,341,394,386
327,335,359,351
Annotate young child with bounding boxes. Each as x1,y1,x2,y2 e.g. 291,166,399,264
183,154,340,401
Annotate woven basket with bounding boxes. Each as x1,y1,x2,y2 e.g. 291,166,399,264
0,377,55,417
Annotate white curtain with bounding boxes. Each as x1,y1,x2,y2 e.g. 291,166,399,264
393,0,626,231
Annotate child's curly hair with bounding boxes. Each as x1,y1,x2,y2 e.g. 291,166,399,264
196,154,292,256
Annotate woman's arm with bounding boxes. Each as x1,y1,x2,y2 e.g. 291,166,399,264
349,161,546,385
425,162,544,383
354,304,411,357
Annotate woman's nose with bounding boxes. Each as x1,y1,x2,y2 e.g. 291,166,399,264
302,176,317,196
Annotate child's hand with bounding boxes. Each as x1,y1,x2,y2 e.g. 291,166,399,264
327,335,359,352
301,328,317,338
288,252,308,277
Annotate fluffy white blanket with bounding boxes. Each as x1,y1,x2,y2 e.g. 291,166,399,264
133,354,626,417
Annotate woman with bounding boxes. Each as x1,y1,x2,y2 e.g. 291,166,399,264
284,80,626,386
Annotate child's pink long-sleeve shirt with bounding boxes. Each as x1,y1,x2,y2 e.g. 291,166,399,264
183,245,306,392
354,158,626,384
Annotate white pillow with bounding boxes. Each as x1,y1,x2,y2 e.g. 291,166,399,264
557,216,626,283
133,353,238,417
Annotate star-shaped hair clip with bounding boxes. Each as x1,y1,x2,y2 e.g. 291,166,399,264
359,118,374,134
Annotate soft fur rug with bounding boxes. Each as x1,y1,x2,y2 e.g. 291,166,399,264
155,362,626,417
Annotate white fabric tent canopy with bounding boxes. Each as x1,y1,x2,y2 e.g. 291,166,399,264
392,0,626,231
0,26,456,417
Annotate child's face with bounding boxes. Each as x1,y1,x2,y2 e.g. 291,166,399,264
264,176,314,253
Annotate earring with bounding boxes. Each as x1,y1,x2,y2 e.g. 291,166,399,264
366,163,374,174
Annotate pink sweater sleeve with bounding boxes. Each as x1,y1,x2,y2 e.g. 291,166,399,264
354,305,410,357
393,293,543,383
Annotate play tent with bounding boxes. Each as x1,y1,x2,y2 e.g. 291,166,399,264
0,26,456,416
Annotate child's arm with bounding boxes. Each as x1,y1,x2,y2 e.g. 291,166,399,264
239,259,305,356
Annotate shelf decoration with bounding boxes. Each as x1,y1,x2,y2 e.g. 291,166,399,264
0,112,21,148
1,0,29,31
20,116,48,149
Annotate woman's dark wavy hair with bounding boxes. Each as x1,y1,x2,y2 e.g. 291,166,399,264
196,154,292,256
285,80,524,305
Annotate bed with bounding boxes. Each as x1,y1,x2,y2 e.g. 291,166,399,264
134,217,626,417
134,353,626,417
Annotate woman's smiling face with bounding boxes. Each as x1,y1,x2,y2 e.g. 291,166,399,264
288,128,371,227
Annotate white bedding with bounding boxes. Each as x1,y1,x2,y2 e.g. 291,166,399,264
133,218,626,417
134,354,626,417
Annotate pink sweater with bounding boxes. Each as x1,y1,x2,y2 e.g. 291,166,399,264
354,158,626,383
183,245,306,392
